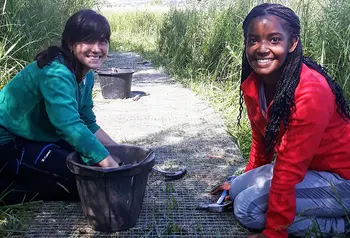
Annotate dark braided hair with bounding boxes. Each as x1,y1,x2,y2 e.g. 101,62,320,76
238,3,350,153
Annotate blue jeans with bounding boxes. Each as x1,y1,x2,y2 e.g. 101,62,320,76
230,164,350,236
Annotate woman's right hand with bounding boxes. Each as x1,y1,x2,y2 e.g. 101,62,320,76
97,155,120,168
210,182,231,201
210,182,231,194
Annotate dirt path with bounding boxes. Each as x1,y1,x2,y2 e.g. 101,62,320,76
25,52,250,237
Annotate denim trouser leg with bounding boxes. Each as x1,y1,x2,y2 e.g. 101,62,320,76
229,164,350,236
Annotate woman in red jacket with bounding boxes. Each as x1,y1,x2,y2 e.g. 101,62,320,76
212,3,350,238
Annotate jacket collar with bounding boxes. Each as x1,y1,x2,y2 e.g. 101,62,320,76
241,64,309,98
241,71,260,103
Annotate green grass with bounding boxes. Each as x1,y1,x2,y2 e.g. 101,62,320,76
0,201,42,238
106,0,350,162
104,9,165,60
0,0,99,88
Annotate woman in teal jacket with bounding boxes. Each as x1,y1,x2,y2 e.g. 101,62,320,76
0,9,119,204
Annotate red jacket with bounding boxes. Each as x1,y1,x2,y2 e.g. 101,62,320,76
241,63,350,238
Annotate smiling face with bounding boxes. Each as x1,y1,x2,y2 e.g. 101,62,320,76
71,40,109,75
245,15,298,82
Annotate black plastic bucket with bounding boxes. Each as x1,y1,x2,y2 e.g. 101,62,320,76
66,144,155,232
97,68,134,99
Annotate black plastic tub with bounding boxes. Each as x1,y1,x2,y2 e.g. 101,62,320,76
97,68,134,99
66,144,155,232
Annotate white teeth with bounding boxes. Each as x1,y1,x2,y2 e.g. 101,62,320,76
88,56,100,60
257,59,272,63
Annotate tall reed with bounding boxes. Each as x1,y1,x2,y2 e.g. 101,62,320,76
0,0,99,88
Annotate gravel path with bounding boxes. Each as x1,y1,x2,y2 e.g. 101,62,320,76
25,52,250,238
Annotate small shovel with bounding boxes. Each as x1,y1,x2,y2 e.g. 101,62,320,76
196,190,233,213
196,200,233,213
196,175,236,213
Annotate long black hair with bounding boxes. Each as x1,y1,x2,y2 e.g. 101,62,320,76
35,9,111,82
238,3,350,153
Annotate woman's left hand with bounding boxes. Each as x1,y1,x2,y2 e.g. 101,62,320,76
248,233,268,238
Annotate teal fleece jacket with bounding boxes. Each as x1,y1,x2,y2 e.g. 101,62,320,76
0,59,109,165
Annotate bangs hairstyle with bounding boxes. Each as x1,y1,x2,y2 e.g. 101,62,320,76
35,9,111,82
62,9,111,46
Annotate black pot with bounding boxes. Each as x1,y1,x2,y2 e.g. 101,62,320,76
66,144,155,232
97,68,134,99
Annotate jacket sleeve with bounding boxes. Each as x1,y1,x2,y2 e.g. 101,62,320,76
262,80,334,237
80,72,100,133
40,66,109,165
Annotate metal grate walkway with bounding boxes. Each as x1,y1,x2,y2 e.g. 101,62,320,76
25,173,251,238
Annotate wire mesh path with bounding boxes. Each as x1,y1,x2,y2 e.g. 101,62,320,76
25,52,250,237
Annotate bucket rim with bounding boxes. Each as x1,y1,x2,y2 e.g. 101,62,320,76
66,146,154,174
96,68,134,77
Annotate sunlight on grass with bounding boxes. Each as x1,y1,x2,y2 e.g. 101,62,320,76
104,10,164,57
105,0,350,164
